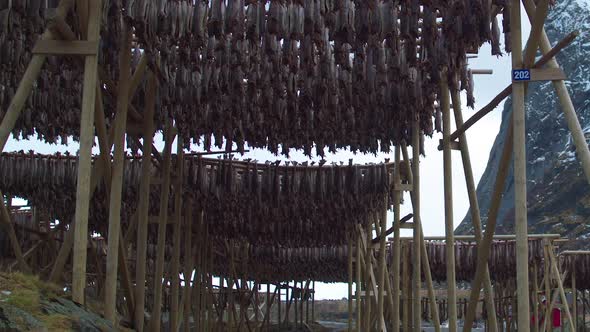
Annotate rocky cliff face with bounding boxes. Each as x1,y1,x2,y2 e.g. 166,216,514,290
455,0,590,246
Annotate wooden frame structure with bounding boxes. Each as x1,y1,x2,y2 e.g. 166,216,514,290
0,0,588,331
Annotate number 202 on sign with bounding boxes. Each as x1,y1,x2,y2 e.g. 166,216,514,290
512,69,531,81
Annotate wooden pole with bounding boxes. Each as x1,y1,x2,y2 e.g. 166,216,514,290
356,232,362,332
462,121,514,332
548,244,575,331
441,72,458,332
104,20,132,323
402,242,410,332
266,283,271,330
312,281,315,323
412,117,422,332
450,87,498,332
134,70,156,332
400,144,441,332
149,119,174,332
392,146,402,332
170,137,185,332
522,0,590,185
72,0,102,305
205,235,212,332
377,196,388,332
306,281,310,325
277,283,283,329
348,235,354,331
194,215,203,331
285,282,290,325
573,264,577,331
182,199,194,332
533,262,540,332
0,192,31,273
364,221,372,332
544,243,552,332
510,0,531,328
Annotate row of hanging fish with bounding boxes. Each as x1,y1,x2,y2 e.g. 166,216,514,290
0,0,514,155
391,239,545,282
211,242,349,283
0,152,392,247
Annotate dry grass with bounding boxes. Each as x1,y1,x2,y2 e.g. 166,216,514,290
0,272,75,331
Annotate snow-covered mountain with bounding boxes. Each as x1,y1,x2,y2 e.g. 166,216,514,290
455,0,590,246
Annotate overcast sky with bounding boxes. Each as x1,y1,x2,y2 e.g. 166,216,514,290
5,12,532,300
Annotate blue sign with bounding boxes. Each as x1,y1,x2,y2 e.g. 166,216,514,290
512,69,531,81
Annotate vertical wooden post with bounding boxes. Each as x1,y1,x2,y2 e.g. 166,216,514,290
306,281,310,325
205,234,212,332
533,262,540,332
392,146,402,332
420,235,441,332
72,0,103,305
510,0,531,328
364,221,372,332
573,264,577,331
462,120,514,332
134,71,157,331
170,137,184,332
412,117,422,332
356,232,362,332
277,283,283,328
150,119,174,332
544,243,552,331
441,71,458,332
285,282,290,325
104,19,132,323
182,199,194,332
402,242,410,332
377,196,388,332
266,283,271,329
401,143,441,330
254,282,260,329
194,210,204,331
312,281,315,323
450,87,498,332
348,235,354,331
295,282,299,328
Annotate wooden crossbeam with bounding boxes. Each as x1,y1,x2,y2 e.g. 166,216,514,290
437,139,461,151
357,225,387,331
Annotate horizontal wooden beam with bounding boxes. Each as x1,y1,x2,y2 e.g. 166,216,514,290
471,69,493,75
32,40,99,55
388,234,563,241
437,139,461,151
560,251,590,255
